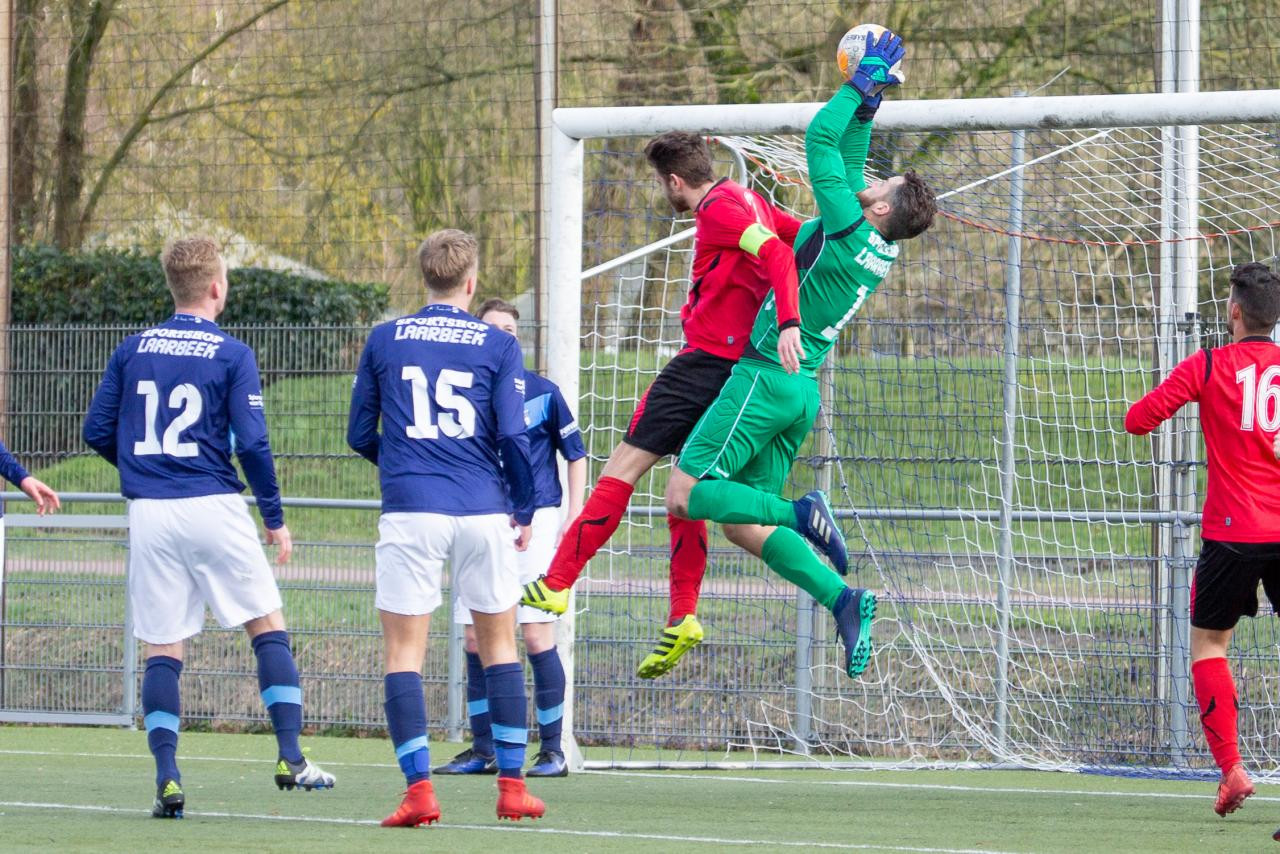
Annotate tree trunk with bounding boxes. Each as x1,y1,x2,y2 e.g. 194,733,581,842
51,0,116,250
12,0,41,240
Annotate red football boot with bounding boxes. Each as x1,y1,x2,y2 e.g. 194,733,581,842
381,779,441,827
496,777,545,821
1214,763,1254,817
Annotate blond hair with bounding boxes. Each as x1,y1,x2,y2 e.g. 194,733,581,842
161,237,224,305
417,229,478,295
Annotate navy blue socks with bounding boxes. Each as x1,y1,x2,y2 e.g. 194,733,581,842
484,662,527,779
528,648,565,755
142,655,183,786
251,630,303,763
384,671,430,785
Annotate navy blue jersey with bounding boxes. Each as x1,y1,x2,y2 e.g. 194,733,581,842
0,438,31,517
82,314,284,529
522,370,587,509
347,304,535,524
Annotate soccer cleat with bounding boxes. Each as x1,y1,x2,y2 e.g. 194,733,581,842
275,755,336,791
433,747,498,775
496,777,545,821
152,779,184,819
520,576,570,615
832,587,877,678
1214,763,1254,816
381,779,441,827
794,490,849,575
525,749,568,778
636,615,705,679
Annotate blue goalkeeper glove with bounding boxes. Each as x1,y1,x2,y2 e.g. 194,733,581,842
849,29,905,103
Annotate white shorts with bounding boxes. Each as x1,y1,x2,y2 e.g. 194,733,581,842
376,512,521,617
454,506,562,626
128,494,282,645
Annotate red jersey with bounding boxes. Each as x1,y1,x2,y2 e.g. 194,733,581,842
1125,337,1280,541
683,178,802,360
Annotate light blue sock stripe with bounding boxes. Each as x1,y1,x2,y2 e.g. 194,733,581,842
144,711,180,733
261,685,303,708
536,703,564,726
491,723,527,746
467,699,489,716
394,734,430,760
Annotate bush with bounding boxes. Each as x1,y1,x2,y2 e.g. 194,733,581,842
11,243,389,326
7,244,389,465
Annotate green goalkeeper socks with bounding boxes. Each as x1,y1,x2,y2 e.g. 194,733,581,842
685,479,844,609
687,479,796,528
761,528,847,610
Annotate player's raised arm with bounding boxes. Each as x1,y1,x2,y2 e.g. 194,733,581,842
807,29,904,232
227,347,284,533
494,334,536,535
83,346,125,466
1124,350,1207,435
346,334,382,464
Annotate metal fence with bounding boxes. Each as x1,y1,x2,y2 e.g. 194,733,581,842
0,319,1216,771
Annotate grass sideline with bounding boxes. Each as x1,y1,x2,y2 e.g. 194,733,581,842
1,726,1277,853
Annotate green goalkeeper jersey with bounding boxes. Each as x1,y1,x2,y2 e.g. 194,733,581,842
745,84,899,377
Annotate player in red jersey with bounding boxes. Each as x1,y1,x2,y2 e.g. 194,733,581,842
1126,262,1280,819
521,131,804,678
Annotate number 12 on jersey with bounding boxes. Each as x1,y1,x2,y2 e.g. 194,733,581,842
134,380,202,457
402,366,476,440
1236,363,1280,431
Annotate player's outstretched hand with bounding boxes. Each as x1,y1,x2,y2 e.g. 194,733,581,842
850,29,905,101
19,476,60,515
266,524,293,565
511,517,532,552
778,326,806,374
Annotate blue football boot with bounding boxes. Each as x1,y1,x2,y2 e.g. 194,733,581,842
794,490,849,575
433,747,498,775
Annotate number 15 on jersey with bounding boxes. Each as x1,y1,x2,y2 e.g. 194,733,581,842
402,366,476,440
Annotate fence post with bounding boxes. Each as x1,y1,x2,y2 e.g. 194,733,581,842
445,581,464,742
794,363,835,751
994,108,1026,753
122,545,137,726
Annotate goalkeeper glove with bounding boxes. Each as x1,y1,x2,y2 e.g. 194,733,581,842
849,29,905,102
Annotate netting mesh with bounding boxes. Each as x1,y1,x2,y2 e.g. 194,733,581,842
574,121,1280,772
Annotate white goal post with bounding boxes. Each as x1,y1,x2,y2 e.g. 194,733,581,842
547,89,1280,774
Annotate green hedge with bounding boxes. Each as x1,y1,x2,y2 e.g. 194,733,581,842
11,244,388,326
8,244,389,462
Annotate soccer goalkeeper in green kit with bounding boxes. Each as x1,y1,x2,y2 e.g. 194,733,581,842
664,29,937,679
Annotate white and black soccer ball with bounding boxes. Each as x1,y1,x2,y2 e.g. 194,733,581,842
836,23,906,85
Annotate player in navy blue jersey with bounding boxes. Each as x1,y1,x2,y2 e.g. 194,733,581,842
348,230,547,826
435,298,586,780
83,237,334,820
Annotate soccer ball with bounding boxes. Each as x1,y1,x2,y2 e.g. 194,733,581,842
836,23,906,85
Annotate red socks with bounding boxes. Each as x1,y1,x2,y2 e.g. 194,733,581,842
667,515,707,625
544,476,635,591
1192,657,1241,772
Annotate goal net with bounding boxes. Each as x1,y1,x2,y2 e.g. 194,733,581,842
562,100,1280,773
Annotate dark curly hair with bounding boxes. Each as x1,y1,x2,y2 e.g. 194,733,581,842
881,171,938,242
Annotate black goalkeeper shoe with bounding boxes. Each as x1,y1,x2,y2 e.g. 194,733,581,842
152,779,185,819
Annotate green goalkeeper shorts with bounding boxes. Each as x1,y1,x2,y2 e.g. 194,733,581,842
677,358,820,496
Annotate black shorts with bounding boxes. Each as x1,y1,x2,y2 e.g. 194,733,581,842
624,348,737,458
1191,539,1280,631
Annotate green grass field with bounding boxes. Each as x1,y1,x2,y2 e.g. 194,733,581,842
1,726,1276,853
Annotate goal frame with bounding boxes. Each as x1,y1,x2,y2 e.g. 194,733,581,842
546,89,1280,772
